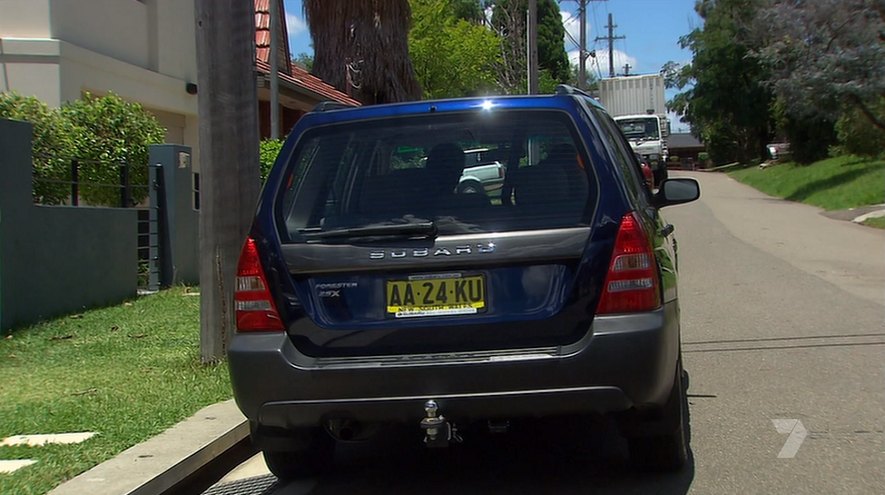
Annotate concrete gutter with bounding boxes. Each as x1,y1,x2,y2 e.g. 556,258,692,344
851,208,885,224
820,204,885,224
48,400,250,495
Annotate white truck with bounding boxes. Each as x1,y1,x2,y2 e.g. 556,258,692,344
597,74,670,183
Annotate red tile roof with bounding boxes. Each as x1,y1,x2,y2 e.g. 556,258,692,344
253,0,359,106
254,0,289,70
255,60,361,106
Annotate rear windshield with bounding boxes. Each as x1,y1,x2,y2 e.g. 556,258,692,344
277,110,596,242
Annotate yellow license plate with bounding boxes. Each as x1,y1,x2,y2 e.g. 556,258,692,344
386,274,486,318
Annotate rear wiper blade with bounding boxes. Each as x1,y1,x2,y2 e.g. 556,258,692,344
302,222,438,241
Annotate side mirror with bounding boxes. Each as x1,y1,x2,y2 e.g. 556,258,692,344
654,178,700,208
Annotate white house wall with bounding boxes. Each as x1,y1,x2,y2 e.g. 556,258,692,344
57,41,196,114
0,0,52,38
0,38,62,106
1,0,199,170
49,0,151,70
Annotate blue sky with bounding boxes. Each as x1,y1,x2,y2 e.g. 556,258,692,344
282,0,701,130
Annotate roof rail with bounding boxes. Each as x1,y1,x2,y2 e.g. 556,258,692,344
311,101,358,112
554,84,592,98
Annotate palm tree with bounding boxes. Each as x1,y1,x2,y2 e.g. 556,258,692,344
304,0,422,104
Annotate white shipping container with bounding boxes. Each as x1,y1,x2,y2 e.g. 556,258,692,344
597,75,666,117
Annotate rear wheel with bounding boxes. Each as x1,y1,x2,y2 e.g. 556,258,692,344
626,362,689,471
457,180,483,194
262,428,335,481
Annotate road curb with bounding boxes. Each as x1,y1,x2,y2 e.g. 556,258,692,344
48,400,249,495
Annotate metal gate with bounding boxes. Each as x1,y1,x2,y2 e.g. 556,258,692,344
138,163,165,293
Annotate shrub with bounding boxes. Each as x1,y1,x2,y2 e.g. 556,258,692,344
698,152,710,164
834,97,885,158
0,91,166,206
259,139,284,181
61,92,166,206
0,92,78,204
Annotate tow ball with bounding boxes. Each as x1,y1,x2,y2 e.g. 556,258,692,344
420,400,462,447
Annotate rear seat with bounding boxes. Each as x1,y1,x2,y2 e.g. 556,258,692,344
358,168,428,215
513,145,588,210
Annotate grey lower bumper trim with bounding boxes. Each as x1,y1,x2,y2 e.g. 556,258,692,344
259,386,631,428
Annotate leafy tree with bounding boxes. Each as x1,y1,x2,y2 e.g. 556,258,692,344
771,99,836,164
489,0,526,93
535,0,569,83
567,64,599,91
304,0,422,104
751,0,885,131
410,0,501,98
665,0,774,164
0,92,78,204
451,0,486,23
259,139,284,181
491,0,570,94
834,96,885,158
60,92,166,206
292,52,313,71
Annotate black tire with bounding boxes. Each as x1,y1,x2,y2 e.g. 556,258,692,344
262,428,336,481
457,181,483,194
627,362,689,472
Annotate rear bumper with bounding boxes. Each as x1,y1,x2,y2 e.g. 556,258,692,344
260,386,631,428
228,302,680,431
481,177,504,192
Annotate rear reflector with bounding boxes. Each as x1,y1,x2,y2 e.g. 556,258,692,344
235,237,284,332
596,212,661,314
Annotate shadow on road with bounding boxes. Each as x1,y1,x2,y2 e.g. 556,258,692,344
266,414,695,495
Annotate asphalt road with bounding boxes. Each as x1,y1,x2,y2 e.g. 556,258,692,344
205,171,885,495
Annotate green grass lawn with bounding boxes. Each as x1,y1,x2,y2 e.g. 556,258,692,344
729,155,885,211
0,288,231,495
863,217,885,229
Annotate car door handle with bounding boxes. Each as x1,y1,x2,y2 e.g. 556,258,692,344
660,224,674,237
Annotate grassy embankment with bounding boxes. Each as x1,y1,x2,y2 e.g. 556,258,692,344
729,155,885,228
0,287,230,495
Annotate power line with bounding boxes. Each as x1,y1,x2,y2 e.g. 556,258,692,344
594,12,624,78
561,0,607,89
563,13,581,51
593,54,603,80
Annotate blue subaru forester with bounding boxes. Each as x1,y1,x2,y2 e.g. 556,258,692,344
228,86,700,479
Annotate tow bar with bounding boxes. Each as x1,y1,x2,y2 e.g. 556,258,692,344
420,400,462,448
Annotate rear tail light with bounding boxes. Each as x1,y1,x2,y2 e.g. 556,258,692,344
235,237,284,332
596,212,661,314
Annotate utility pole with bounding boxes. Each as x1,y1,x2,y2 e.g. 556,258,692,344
527,0,538,94
269,0,280,139
595,12,624,78
578,0,586,90
623,63,631,76
575,0,605,89
195,0,260,363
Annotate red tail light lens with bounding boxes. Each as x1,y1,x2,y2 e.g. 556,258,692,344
596,212,661,314
235,237,284,332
